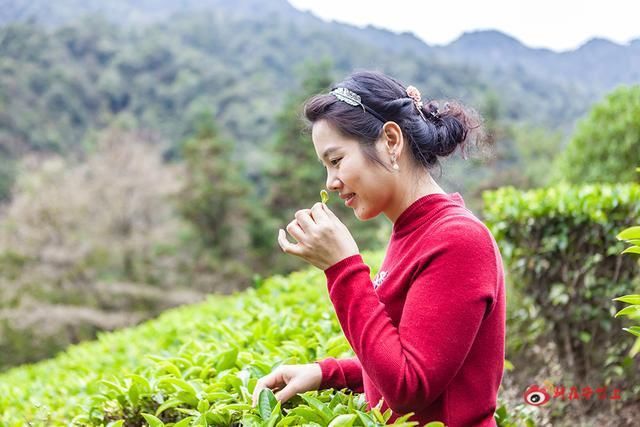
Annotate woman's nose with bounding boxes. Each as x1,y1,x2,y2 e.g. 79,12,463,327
326,172,342,192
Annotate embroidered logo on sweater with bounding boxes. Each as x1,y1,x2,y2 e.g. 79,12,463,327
373,271,388,289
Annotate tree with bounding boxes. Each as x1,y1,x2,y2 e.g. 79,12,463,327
179,110,251,262
557,85,640,184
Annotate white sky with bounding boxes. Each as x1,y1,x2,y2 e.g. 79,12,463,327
287,0,640,52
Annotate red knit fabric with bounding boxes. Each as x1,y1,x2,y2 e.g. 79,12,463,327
316,192,505,426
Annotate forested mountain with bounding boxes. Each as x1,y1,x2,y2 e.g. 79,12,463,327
444,30,640,99
2,0,638,173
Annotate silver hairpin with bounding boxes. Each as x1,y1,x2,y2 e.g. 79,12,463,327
331,87,366,111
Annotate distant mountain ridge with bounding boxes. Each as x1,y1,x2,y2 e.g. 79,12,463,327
443,29,640,94
4,0,637,98
1,0,638,166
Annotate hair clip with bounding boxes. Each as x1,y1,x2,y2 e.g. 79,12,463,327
330,87,387,123
406,85,427,121
331,87,365,112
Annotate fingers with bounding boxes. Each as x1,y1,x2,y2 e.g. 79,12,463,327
274,385,298,404
252,370,282,407
321,202,340,221
285,218,305,242
310,202,330,225
295,209,315,232
278,229,303,256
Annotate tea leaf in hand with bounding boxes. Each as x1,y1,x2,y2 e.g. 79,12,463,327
320,190,329,204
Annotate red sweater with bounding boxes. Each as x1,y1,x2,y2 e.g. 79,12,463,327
316,192,505,426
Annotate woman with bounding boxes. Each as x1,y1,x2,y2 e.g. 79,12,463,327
252,71,506,427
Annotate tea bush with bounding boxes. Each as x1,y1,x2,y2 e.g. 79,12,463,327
613,221,640,354
0,251,453,426
0,246,529,426
483,183,640,392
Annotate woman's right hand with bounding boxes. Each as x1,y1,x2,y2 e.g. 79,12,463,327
251,363,323,406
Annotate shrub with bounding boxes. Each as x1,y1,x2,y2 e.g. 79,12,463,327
483,183,640,390
0,250,519,426
556,85,640,184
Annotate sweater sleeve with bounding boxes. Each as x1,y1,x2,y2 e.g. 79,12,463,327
323,222,498,414
315,356,364,393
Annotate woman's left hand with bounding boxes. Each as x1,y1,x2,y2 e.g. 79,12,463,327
278,202,359,270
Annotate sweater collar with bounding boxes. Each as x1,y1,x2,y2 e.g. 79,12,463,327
392,192,465,238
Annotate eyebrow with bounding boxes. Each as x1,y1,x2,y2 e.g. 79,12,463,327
318,147,341,163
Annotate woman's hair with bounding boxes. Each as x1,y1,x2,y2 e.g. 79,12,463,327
303,70,484,172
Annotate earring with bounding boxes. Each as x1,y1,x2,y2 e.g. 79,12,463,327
391,156,399,171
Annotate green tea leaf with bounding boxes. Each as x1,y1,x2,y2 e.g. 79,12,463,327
173,417,195,427
155,398,183,416
141,413,165,427
266,400,282,427
258,388,278,420
621,246,640,255
615,305,640,318
328,413,357,427
617,226,640,241
215,347,239,371
613,295,640,305
197,398,210,413
623,326,640,337
320,189,329,204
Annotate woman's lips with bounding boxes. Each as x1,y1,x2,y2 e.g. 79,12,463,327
345,193,356,207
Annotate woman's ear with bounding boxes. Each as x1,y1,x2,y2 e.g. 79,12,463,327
382,121,404,155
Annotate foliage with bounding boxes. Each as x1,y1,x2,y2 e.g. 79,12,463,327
483,183,640,392
613,200,640,355
0,130,206,370
557,85,640,184
179,111,251,262
0,249,522,426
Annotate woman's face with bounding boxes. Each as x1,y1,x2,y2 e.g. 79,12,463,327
312,119,395,221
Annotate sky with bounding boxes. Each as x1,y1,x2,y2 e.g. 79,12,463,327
287,0,640,52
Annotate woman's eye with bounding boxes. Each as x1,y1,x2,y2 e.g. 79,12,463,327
330,158,342,166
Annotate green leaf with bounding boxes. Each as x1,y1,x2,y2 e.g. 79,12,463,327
100,379,127,395
173,417,195,427
320,189,329,204
617,226,640,241
106,421,125,427
288,406,327,425
129,374,151,394
621,246,640,255
503,359,514,371
371,408,385,424
221,403,252,412
613,295,640,305
141,413,165,427
300,394,333,422
158,361,182,377
328,414,357,427
155,398,183,416
615,305,640,318
158,378,198,397
128,383,140,406
266,400,282,427
197,399,210,413
579,331,591,343
623,326,640,338
258,388,278,420
355,411,377,427
425,423,446,427
215,347,239,371
394,412,417,423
